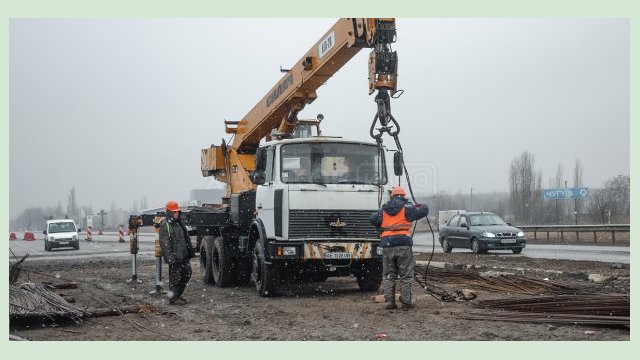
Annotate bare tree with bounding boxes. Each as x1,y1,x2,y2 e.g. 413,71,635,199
66,187,78,222
588,189,610,224
509,151,542,224
573,158,584,222
552,163,565,222
140,196,149,210
606,175,630,221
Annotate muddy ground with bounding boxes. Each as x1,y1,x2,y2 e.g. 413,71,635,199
10,250,629,341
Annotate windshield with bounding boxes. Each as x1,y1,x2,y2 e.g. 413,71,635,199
48,222,76,233
280,142,387,185
469,214,507,226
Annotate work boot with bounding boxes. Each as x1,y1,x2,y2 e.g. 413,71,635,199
169,296,187,305
385,302,397,310
401,302,415,311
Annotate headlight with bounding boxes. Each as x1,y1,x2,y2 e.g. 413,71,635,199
48,236,55,241
282,247,296,256
517,231,525,237
482,232,496,238
376,247,384,256
72,235,78,240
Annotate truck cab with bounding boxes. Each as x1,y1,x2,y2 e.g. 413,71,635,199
247,137,387,295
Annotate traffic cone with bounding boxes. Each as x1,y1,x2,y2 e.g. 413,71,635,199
118,225,125,243
23,232,36,241
9,232,17,240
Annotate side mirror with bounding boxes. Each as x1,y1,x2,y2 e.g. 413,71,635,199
255,147,267,172
77,228,82,233
460,223,468,229
393,152,403,176
43,230,47,235
251,171,266,185
507,222,512,226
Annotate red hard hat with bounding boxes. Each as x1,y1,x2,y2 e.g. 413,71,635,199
390,186,407,197
165,200,181,212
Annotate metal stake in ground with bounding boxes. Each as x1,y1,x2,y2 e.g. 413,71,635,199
126,226,142,286
149,217,165,296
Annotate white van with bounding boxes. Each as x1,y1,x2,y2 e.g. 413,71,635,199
43,219,80,251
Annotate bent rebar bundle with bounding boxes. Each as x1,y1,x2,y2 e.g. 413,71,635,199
463,294,630,326
414,265,579,295
10,282,86,323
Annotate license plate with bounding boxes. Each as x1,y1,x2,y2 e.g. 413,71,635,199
324,252,352,259
501,239,516,244
58,241,69,245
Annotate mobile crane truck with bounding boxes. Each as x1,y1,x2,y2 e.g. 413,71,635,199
131,18,401,296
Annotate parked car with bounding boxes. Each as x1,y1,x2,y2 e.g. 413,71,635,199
438,212,525,254
43,219,80,251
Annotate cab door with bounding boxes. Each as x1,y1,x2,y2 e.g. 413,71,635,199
255,146,278,238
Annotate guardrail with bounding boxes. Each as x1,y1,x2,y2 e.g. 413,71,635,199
516,224,630,243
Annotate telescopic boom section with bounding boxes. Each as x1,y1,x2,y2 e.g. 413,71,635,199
201,18,397,197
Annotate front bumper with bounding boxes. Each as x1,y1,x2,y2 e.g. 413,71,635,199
48,239,79,248
479,238,526,250
267,239,381,260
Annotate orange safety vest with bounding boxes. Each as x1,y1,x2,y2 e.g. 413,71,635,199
380,207,413,238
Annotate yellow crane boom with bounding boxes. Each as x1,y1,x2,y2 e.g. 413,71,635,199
201,18,398,199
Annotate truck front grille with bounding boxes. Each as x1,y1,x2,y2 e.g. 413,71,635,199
289,209,379,239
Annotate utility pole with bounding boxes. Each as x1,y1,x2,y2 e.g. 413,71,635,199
470,187,473,211
97,209,107,233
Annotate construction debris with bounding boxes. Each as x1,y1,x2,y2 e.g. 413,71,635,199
461,294,629,327
85,304,156,318
41,281,79,289
10,254,29,285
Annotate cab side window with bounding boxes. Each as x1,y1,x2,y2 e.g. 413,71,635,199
264,147,275,182
448,215,459,227
459,216,468,227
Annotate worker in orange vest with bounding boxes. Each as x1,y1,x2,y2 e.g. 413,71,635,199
370,186,429,310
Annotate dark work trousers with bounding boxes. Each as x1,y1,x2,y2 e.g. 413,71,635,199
168,260,192,299
382,246,414,305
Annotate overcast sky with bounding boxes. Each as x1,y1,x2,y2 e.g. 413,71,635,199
9,18,629,217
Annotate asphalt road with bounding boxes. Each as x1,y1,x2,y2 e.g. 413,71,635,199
8,232,156,261
412,232,630,264
8,231,630,264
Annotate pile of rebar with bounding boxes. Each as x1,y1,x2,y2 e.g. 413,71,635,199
414,265,579,295
462,294,629,326
9,282,86,323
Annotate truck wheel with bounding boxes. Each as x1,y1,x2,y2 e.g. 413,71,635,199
251,241,278,297
212,236,234,287
471,239,482,254
199,236,215,285
73,241,80,250
45,242,51,252
355,259,382,291
441,237,452,253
